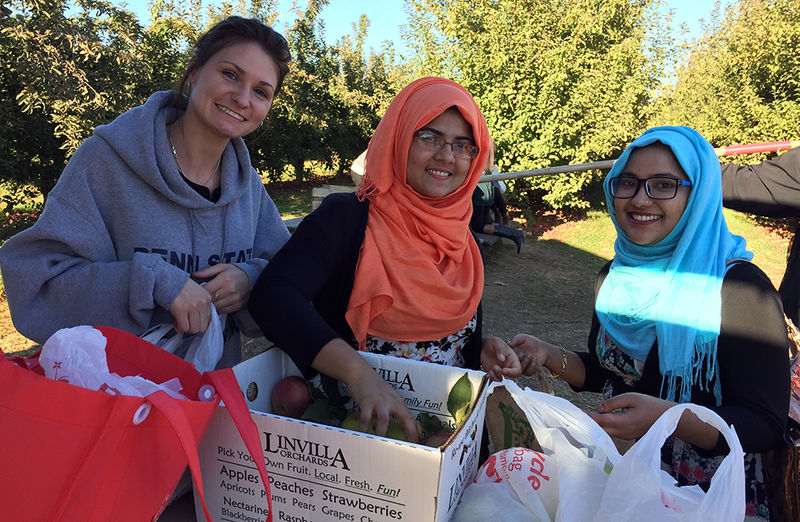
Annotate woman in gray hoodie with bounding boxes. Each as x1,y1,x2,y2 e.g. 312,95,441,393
0,17,291,369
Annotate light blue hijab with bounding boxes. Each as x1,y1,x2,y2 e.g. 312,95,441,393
595,126,752,404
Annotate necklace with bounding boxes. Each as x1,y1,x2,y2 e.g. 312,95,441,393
167,124,222,187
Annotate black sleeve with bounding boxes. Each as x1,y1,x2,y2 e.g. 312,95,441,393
721,148,800,217
571,262,612,393
711,262,790,454
248,193,366,378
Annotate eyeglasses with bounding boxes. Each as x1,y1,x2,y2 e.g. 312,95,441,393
610,175,692,200
413,130,479,160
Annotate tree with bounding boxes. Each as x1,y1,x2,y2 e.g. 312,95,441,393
651,0,800,151
405,0,674,209
324,15,411,175
0,0,193,211
250,0,334,182
250,1,410,182
0,0,407,201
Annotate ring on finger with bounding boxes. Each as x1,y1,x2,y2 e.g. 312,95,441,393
212,292,220,302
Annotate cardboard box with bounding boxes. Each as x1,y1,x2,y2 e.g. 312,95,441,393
194,348,489,522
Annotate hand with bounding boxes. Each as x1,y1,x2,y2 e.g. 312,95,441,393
515,349,540,376
587,392,672,440
169,279,213,334
480,336,522,381
507,334,550,376
346,365,420,443
193,264,251,315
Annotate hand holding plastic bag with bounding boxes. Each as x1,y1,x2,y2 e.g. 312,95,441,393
40,325,187,399
594,403,745,522
141,305,226,374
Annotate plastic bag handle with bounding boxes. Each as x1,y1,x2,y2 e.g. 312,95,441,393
140,307,226,374
140,323,179,352
623,403,744,503
184,307,226,374
598,403,746,521
207,369,273,522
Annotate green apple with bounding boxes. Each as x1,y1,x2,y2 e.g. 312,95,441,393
340,410,422,442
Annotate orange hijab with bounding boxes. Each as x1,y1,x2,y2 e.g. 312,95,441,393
345,77,489,347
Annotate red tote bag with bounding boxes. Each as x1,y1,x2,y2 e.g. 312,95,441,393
0,326,272,522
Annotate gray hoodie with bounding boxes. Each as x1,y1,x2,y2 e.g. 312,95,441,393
0,91,289,364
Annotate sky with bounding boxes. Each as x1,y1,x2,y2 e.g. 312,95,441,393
108,0,732,58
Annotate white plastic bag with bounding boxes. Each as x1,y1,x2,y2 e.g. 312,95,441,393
454,447,558,521
141,305,226,374
462,381,622,521
594,403,745,522
40,325,186,399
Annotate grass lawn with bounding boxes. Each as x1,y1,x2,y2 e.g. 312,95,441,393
541,209,790,288
268,184,312,219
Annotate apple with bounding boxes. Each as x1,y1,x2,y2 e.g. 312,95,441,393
421,431,452,448
340,410,422,442
271,375,312,419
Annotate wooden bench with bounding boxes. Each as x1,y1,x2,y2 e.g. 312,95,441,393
311,184,356,210
475,232,501,247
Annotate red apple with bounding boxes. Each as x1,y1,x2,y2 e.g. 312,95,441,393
421,431,453,448
271,376,312,419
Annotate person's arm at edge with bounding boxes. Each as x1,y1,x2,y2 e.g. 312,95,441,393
721,148,800,217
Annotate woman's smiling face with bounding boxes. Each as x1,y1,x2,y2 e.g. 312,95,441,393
405,108,474,198
187,41,279,139
613,143,691,245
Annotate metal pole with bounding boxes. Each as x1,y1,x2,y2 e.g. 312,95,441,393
480,140,800,183
480,159,616,182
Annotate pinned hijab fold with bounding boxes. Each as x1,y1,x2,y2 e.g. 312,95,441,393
595,126,752,405
345,77,489,348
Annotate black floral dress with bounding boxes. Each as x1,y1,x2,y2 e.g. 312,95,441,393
364,314,476,367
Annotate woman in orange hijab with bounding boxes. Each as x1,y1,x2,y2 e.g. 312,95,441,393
249,77,518,440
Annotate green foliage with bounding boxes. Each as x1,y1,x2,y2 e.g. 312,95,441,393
405,0,673,209
0,0,193,200
250,0,410,182
651,0,800,149
1,0,404,195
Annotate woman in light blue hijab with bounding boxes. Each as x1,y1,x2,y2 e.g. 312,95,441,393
501,126,789,519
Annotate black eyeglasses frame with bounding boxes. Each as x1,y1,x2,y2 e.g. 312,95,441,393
610,175,693,200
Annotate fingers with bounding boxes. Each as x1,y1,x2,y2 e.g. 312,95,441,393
196,264,251,314
169,279,212,334
192,263,227,279
516,351,537,376
507,334,528,348
355,401,418,443
481,337,523,381
345,364,419,443
485,365,503,382
174,302,211,334
360,407,378,435
596,394,633,414
400,414,420,443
